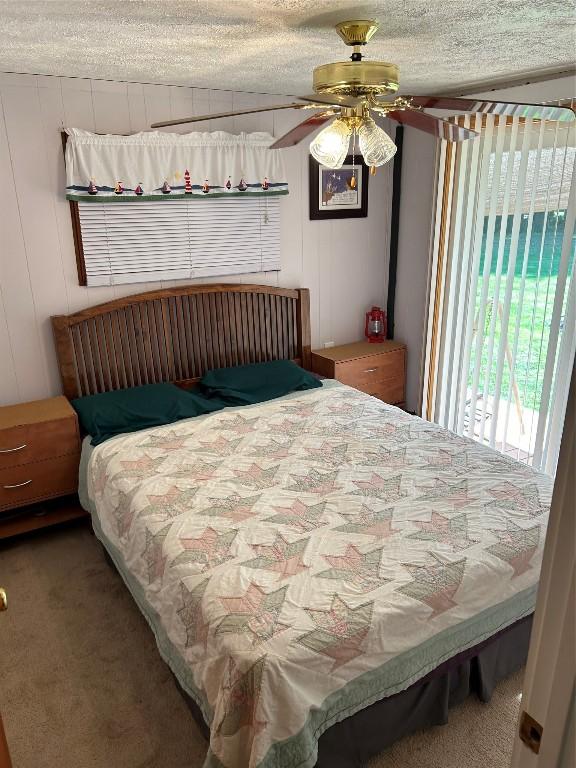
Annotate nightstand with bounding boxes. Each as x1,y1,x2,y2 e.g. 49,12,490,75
311,340,406,407
0,396,86,538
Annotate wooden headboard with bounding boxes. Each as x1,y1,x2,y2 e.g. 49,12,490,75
52,284,311,399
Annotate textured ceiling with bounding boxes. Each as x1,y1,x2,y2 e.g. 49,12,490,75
1,1,574,96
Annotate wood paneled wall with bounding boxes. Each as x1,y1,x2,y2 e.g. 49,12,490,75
0,72,393,406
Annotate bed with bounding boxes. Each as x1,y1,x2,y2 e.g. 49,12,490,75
52,284,552,768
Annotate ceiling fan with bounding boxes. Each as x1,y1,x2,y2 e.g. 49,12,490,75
151,19,575,170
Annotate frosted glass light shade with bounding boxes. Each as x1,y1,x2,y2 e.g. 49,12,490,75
358,118,397,167
310,119,352,169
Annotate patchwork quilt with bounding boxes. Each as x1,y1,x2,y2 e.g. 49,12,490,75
86,382,552,768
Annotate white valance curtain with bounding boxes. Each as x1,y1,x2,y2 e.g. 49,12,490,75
424,113,575,475
65,128,288,201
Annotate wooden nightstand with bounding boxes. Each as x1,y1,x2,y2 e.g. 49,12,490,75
311,340,406,407
0,396,86,538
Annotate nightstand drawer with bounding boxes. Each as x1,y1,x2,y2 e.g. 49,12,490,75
0,417,79,470
0,453,80,511
335,348,405,388
360,379,405,404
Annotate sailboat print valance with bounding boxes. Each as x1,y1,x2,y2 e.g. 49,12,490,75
64,128,289,202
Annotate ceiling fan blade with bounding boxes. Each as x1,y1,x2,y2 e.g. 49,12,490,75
269,111,336,149
297,93,361,109
386,109,479,141
150,102,305,129
408,96,575,122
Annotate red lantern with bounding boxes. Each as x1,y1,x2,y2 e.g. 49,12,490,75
365,306,387,343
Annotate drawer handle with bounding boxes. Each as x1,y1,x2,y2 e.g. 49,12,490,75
363,368,378,373
0,444,27,454
3,479,32,490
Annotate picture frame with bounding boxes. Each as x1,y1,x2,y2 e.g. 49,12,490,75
309,154,369,220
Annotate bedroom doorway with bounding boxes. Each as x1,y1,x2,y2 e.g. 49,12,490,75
423,109,575,475
509,364,575,767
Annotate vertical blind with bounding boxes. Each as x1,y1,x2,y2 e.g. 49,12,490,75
424,112,575,475
78,197,281,286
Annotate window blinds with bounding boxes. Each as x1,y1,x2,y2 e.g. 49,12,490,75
78,197,281,286
424,113,576,475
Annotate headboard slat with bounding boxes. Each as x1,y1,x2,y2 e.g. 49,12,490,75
52,283,312,399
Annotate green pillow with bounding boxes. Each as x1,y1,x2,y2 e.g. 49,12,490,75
71,383,224,446
199,360,321,405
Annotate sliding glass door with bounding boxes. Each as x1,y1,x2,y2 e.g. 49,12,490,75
423,112,575,475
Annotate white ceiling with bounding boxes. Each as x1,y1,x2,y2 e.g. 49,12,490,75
1,1,574,96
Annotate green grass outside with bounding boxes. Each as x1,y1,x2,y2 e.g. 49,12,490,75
470,274,561,413
468,210,574,413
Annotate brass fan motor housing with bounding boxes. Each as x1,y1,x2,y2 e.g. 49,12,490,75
313,60,399,97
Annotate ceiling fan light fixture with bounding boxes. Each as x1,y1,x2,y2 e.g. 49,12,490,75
149,19,576,143
358,117,397,167
310,118,352,169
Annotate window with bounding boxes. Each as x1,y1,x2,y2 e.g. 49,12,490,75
75,197,280,286
63,127,288,287
424,112,575,475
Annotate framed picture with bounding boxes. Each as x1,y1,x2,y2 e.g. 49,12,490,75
309,154,369,220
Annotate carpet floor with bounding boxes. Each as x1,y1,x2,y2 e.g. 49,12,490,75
0,522,522,768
